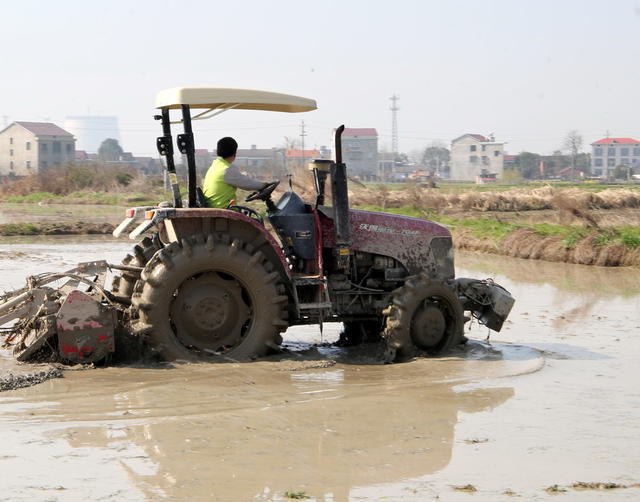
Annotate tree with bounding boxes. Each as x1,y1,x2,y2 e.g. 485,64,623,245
421,142,450,175
515,152,541,179
613,164,632,180
563,130,583,180
98,138,124,162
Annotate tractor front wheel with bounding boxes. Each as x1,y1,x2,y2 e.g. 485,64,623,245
132,234,288,362
382,273,464,363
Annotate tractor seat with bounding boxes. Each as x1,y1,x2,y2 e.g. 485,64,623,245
196,186,207,208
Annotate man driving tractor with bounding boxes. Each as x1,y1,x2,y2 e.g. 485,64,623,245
202,136,271,208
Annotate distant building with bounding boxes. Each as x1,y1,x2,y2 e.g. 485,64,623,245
64,116,120,153
285,149,320,172
236,146,285,177
341,128,378,178
503,154,517,168
318,145,332,159
0,121,75,176
591,137,640,177
75,150,90,163
181,149,214,177
133,156,162,175
450,133,504,181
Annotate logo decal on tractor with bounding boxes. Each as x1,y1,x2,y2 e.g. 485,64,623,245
358,223,419,236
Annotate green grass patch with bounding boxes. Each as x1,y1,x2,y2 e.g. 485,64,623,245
0,223,40,235
3,192,61,203
618,226,640,248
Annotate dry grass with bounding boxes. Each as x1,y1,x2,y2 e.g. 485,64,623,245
453,227,640,267
350,184,640,213
0,164,148,197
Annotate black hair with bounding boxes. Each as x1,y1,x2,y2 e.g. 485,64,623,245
217,137,238,159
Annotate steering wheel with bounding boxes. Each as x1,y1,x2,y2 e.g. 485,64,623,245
245,181,280,202
228,205,264,225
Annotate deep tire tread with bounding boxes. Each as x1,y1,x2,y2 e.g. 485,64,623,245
381,275,464,363
132,233,289,361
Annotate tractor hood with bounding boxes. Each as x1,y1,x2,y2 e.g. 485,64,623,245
318,207,454,278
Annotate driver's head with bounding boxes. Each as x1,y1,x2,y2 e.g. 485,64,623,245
217,137,238,161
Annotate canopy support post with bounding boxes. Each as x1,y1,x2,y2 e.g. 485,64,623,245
179,105,197,208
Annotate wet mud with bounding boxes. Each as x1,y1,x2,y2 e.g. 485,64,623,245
0,352,62,391
1,240,639,501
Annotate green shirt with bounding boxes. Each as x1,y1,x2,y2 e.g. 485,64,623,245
202,157,236,208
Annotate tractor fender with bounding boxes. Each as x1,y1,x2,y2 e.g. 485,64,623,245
132,207,291,279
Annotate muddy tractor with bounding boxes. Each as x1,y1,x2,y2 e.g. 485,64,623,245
0,87,513,364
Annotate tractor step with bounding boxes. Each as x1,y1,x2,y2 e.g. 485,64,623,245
292,274,326,286
298,302,332,310
291,275,331,311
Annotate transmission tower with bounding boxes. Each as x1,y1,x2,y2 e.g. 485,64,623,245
390,94,399,154
300,120,307,167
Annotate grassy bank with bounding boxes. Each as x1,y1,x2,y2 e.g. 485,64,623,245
357,205,640,267
0,191,160,206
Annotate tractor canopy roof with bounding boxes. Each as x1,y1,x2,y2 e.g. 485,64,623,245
155,87,317,113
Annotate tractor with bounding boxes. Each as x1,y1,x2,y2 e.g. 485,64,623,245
0,87,514,364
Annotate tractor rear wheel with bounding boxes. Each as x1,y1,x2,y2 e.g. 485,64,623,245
111,235,162,299
382,273,464,363
131,233,288,362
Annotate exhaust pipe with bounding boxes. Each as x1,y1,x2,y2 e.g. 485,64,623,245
331,125,351,270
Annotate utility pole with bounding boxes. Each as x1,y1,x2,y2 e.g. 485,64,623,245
390,94,399,155
300,120,307,169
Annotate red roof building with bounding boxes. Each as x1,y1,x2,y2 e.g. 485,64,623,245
285,149,320,159
590,137,640,176
341,128,379,178
450,133,504,181
343,128,378,137
591,137,640,145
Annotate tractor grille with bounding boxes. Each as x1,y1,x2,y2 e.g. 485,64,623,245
430,236,455,279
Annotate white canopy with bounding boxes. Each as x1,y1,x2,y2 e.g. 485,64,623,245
155,87,317,113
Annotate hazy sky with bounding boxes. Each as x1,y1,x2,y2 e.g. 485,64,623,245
2,0,639,156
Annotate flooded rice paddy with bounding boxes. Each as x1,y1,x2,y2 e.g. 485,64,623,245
0,237,639,501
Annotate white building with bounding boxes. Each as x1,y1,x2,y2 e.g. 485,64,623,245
64,116,120,153
591,137,640,177
0,122,75,176
450,133,504,181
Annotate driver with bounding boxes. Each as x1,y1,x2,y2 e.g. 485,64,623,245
202,137,270,208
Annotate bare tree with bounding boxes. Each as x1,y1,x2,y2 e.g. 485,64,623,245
563,130,583,181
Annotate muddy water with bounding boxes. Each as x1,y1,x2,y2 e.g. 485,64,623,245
0,241,639,501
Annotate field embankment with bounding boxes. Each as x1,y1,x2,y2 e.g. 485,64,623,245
0,222,114,236
352,182,640,267
3,169,640,266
